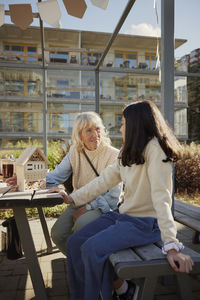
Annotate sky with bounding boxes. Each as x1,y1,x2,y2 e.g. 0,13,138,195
2,0,200,59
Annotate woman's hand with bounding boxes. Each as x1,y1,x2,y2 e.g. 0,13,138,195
5,174,18,191
48,187,75,205
167,249,194,273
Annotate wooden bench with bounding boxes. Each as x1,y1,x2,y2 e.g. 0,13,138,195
174,200,200,244
110,242,200,300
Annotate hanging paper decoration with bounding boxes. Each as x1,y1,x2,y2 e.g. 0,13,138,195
0,4,4,27
9,4,33,30
90,0,109,10
37,0,61,28
62,0,87,19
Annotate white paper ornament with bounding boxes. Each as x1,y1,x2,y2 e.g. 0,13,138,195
37,0,61,28
90,0,109,10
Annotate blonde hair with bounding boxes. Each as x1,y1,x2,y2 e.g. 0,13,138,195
71,111,111,152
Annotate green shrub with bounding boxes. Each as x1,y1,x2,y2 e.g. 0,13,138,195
0,138,67,170
175,142,200,195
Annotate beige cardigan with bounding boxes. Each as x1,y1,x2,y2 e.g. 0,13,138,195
71,138,178,244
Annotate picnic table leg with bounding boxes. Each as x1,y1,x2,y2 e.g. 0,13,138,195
37,206,53,253
139,276,157,300
13,207,48,300
176,273,193,300
192,231,200,244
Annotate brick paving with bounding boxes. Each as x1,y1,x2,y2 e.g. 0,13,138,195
0,218,200,300
0,218,70,300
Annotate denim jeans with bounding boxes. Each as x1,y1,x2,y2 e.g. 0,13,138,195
51,204,101,254
66,211,161,300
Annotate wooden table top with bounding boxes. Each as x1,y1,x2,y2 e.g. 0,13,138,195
0,189,64,208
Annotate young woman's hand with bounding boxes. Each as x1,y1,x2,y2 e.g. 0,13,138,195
48,187,75,205
167,249,194,273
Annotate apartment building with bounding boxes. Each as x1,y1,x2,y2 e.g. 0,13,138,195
0,24,188,149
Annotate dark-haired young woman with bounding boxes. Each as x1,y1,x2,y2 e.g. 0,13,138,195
49,100,193,300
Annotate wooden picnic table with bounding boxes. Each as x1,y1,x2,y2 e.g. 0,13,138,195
0,189,63,300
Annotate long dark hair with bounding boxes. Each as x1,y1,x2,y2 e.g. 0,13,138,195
120,100,182,167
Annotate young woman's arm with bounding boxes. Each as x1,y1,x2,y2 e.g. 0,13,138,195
146,140,193,272
60,159,121,206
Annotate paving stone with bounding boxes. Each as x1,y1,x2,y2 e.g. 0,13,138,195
0,276,20,291
15,288,35,300
0,291,16,300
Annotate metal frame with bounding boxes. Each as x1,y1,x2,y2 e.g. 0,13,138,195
3,0,175,153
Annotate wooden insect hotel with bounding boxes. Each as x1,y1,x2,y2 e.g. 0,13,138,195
15,146,49,191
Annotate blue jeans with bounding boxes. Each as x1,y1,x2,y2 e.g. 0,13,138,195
66,211,161,300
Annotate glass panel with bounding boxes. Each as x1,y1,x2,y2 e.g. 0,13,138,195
187,76,200,142
11,112,24,131
145,55,157,70
12,45,24,53
126,85,137,100
0,111,42,133
151,55,157,69
48,103,80,111
50,52,55,59
28,46,36,55
174,76,187,103
0,112,9,132
88,53,101,65
115,84,124,99
57,52,68,62
100,104,123,135
145,55,150,69
126,53,137,68
50,51,68,63
47,70,80,99
115,53,123,67
4,45,9,52
0,69,43,97
12,80,24,94
174,108,187,137
48,112,78,134
0,102,43,110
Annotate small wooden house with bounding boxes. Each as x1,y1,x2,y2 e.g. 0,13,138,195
15,146,49,191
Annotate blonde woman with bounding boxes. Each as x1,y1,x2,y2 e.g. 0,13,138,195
47,111,122,254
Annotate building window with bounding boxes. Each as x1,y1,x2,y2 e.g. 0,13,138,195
115,81,137,101
145,54,157,70
115,84,124,99
4,73,41,97
115,52,137,68
4,43,37,61
50,51,68,63
88,52,101,65
145,85,161,101
48,112,77,133
48,79,69,98
0,112,39,133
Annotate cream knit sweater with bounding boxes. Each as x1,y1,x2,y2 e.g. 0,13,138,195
69,142,119,192
71,138,179,244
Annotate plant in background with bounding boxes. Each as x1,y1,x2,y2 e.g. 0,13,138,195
175,142,200,196
0,138,68,170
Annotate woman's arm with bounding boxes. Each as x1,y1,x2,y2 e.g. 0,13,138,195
58,160,121,206
146,141,177,243
46,153,72,188
146,141,193,272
